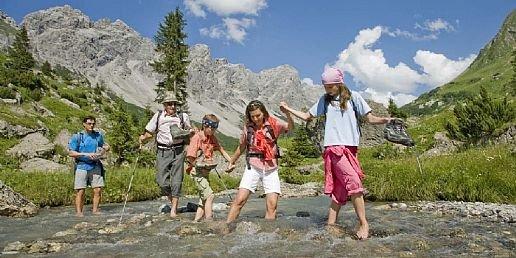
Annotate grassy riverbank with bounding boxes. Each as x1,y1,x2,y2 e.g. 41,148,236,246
0,168,239,207
0,144,514,207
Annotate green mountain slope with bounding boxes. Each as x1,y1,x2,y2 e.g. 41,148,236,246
403,9,516,116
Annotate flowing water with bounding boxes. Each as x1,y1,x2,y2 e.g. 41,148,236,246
1,196,514,257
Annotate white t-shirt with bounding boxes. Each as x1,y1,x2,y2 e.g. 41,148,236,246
309,91,371,147
145,111,191,145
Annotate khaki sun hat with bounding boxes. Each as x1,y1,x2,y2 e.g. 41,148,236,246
161,91,179,104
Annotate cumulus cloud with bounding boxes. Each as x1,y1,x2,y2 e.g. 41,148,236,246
187,0,266,44
414,50,476,88
302,78,320,87
200,18,256,44
332,26,475,106
383,18,456,41
184,0,267,17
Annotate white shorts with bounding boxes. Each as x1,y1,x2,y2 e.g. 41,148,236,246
238,166,281,194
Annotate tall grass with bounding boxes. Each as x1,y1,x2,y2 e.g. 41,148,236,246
0,167,239,207
360,144,516,203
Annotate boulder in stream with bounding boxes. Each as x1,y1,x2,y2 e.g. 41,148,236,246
0,180,38,217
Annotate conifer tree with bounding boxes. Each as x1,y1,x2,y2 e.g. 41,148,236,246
387,98,408,119
151,7,190,112
41,61,52,76
8,26,35,71
108,99,138,166
291,126,320,158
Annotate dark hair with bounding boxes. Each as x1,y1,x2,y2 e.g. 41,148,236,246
83,116,96,123
245,100,269,124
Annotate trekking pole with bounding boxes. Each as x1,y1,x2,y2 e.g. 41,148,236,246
213,168,233,201
118,150,141,226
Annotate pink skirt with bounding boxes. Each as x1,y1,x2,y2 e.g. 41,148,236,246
323,145,365,205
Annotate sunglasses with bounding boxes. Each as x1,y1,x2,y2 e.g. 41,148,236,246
202,119,219,129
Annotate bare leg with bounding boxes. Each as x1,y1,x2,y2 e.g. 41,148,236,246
194,206,204,222
264,193,279,220
327,200,341,225
75,189,85,217
92,187,102,214
351,193,369,240
204,194,215,220
226,188,251,223
169,196,179,218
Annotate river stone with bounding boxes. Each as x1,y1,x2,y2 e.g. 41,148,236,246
212,202,228,211
3,241,26,252
73,222,97,230
20,158,68,172
0,180,38,217
296,211,310,217
176,225,202,236
235,221,261,235
98,226,124,234
53,229,77,237
6,132,55,160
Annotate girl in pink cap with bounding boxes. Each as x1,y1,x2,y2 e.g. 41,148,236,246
280,67,392,240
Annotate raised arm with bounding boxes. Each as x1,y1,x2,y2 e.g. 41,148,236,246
280,101,313,121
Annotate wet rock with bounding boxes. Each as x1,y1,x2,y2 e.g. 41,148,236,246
144,221,153,227
3,241,26,252
212,202,228,211
53,229,77,237
0,180,39,217
177,202,199,213
176,225,202,236
235,221,261,235
73,222,97,230
98,226,124,234
128,213,146,224
296,211,310,217
159,203,171,214
414,201,516,223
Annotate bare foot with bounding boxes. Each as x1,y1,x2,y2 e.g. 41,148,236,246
356,223,369,240
92,211,102,216
170,212,178,218
75,212,84,217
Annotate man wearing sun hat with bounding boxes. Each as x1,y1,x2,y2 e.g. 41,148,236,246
139,91,193,218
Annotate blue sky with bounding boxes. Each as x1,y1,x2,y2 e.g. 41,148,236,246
1,1,515,105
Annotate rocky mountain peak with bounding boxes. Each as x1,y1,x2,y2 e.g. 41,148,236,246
0,10,17,28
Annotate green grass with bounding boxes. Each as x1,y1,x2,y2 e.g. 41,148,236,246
360,144,516,203
0,167,240,207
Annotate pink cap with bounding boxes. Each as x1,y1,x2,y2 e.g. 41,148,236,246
321,67,344,85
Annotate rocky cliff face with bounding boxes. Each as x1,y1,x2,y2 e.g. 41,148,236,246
20,5,324,137
0,10,17,50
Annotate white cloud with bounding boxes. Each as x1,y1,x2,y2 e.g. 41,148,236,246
200,18,256,44
414,50,476,88
302,78,320,87
223,18,255,43
415,18,455,32
332,26,475,106
383,27,438,41
184,0,267,17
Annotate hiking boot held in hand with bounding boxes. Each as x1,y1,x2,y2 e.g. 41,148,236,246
384,119,415,147
170,124,190,141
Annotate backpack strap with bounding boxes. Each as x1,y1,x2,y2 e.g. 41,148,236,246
350,93,362,137
244,122,280,170
155,110,162,143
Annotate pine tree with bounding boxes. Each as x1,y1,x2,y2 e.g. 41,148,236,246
151,7,190,112
41,61,52,76
7,26,35,71
445,86,515,144
108,100,138,166
291,126,320,158
387,98,408,119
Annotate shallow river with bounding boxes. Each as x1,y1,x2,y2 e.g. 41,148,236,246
1,196,514,257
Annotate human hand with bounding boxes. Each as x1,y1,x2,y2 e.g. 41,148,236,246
279,101,289,113
226,163,236,173
88,153,99,160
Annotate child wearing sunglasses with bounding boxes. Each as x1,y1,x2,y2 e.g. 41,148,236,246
186,114,232,221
